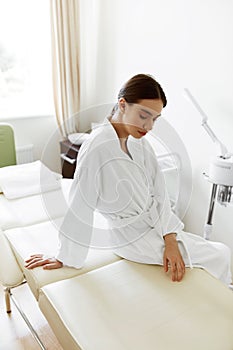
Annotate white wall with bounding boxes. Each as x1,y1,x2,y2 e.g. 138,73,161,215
1,115,62,173
2,0,233,265
82,0,233,260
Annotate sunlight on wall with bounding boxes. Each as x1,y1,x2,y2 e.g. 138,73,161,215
0,0,54,118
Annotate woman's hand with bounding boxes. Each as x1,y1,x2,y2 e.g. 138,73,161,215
163,233,185,282
25,254,63,270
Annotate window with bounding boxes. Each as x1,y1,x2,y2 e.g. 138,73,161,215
0,0,54,119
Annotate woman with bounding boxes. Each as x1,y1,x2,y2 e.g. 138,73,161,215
25,74,232,285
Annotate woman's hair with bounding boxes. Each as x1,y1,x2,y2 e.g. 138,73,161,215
111,74,167,116
119,74,167,107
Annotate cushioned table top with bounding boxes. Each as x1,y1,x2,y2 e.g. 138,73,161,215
39,260,233,350
4,217,121,298
1,175,122,295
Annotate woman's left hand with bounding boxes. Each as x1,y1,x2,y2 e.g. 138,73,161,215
163,233,185,282
25,254,63,270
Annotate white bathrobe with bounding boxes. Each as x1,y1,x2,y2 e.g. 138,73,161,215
56,117,232,285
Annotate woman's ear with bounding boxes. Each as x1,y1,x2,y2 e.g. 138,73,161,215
118,98,126,112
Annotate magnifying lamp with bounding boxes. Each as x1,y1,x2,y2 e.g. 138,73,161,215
184,88,233,240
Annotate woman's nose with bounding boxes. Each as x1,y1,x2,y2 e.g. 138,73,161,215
144,119,153,131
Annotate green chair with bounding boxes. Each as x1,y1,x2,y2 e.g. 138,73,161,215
0,124,17,168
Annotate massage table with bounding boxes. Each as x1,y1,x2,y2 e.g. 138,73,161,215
0,161,233,350
0,176,122,299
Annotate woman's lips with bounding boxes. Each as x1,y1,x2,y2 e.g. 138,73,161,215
138,130,147,136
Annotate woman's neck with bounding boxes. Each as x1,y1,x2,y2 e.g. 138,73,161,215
109,113,130,153
110,112,129,140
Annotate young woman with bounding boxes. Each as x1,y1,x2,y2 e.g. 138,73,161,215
25,74,232,285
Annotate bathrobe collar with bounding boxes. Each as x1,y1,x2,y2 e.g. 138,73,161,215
99,116,144,165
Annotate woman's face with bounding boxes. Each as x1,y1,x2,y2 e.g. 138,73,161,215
119,98,163,139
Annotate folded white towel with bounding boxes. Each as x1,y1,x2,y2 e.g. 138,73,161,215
0,161,62,199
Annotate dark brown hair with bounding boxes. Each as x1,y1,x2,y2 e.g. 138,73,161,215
118,73,167,107
110,74,167,116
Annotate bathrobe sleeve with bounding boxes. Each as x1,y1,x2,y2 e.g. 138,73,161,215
155,159,184,237
144,138,184,237
56,141,99,268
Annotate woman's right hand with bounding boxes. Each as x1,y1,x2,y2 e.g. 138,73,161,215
24,254,63,270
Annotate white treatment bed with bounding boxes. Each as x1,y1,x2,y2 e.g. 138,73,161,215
0,168,122,299
0,152,233,349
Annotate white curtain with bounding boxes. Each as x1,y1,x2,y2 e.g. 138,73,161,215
50,0,81,137
77,0,118,132
79,0,99,111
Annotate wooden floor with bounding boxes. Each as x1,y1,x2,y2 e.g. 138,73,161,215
0,282,63,350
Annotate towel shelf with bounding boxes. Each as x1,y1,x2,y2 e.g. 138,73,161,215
59,139,81,178
60,153,76,165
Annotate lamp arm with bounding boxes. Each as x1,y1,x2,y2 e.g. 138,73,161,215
184,88,229,158
184,88,208,122
202,121,229,158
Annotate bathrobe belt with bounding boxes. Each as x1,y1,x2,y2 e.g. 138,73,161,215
107,198,193,269
108,198,160,230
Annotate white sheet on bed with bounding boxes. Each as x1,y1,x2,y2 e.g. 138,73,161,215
0,178,72,230
0,161,62,199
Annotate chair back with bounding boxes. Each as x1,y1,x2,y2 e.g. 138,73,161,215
0,124,17,167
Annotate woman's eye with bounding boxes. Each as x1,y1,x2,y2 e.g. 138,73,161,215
139,114,147,120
